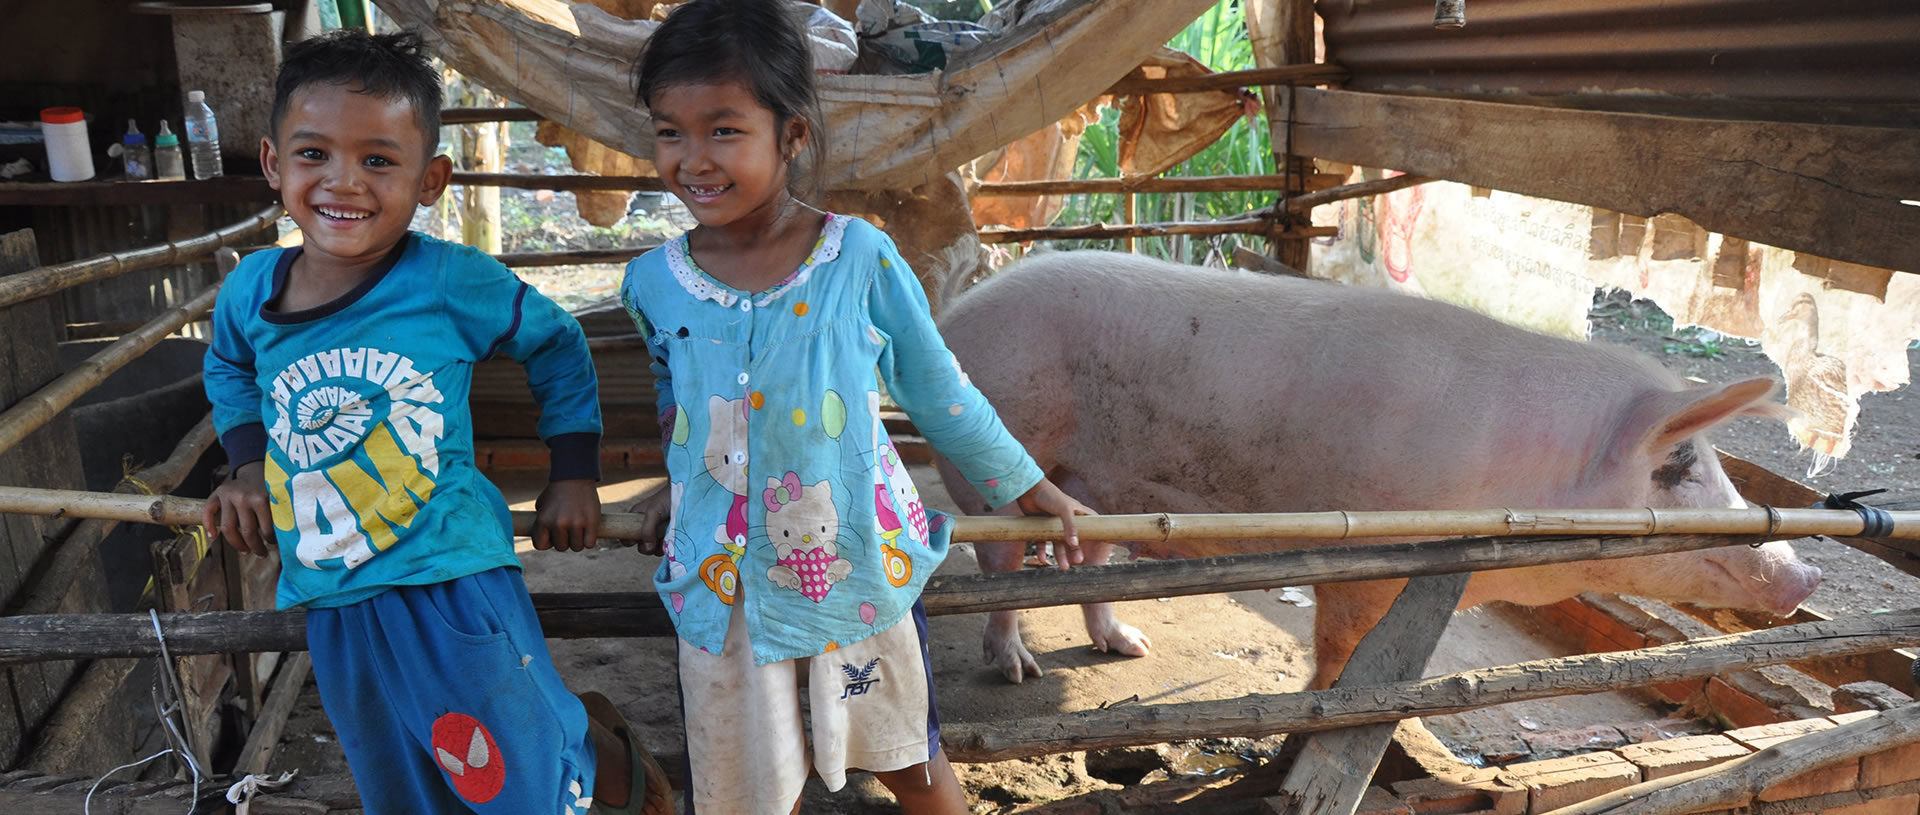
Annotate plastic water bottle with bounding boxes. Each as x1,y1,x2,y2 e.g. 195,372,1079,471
184,90,222,180
154,121,186,180
121,119,152,180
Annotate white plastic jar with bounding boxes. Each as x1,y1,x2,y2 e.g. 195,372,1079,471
39,107,96,182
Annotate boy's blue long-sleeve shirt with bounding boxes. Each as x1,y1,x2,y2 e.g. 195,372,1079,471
205,233,602,609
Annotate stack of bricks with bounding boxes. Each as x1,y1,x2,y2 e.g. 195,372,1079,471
1307,711,1920,815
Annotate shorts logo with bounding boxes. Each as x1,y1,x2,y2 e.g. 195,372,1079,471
839,657,881,699
431,712,505,803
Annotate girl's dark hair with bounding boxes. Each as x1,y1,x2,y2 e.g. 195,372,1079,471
635,0,827,198
271,30,443,154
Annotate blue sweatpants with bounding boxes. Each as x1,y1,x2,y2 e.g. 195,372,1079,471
307,567,598,815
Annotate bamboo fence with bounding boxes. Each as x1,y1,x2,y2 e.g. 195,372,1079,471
0,205,277,310
0,283,221,457
7,415,216,618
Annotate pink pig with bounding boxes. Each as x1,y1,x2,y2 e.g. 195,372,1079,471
934,251,1822,688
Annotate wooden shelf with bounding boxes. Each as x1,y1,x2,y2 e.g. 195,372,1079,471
0,176,277,207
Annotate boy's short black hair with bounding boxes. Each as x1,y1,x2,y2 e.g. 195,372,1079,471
271,30,443,154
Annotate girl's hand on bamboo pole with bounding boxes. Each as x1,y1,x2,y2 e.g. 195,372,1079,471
1014,478,1096,570
622,484,672,557
202,461,275,558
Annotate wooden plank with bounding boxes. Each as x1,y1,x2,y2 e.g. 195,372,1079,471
1289,88,1920,272
234,651,310,777
0,177,279,207
1270,573,1471,815
0,228,89,769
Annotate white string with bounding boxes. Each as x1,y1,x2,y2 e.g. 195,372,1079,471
227,770,298,815
83,610,209,814
84,749,177,815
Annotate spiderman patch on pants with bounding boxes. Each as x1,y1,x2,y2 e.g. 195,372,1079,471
432,712,505,802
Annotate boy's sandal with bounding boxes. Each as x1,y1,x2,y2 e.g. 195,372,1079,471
578,691,675,815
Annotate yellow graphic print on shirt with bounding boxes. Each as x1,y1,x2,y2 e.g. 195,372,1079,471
262,346,445,570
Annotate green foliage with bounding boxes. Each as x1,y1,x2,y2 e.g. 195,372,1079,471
1048,0,1274,264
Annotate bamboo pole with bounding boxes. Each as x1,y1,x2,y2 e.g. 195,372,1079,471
1542,702,1920,815
1106,63,1351,96
7,415,217,618
450,171,668,192
979,219,1337,244
0,284,221,457
0,206,277,310
942,609,1920,762
973,172,1346,197
494,245,664,268
1272,173,1435,214
1,487,1917,546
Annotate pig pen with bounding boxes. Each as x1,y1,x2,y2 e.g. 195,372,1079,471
12,317,1916,815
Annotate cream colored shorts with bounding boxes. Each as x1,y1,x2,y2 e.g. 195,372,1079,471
677,596,939,814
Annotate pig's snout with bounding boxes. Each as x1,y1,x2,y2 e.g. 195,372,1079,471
1766,560,1822,616
1711,541,1821,616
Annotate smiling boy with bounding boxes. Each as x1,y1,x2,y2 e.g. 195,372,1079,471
201,30,670,815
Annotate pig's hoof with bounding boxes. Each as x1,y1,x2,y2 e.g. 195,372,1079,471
1089,620,1152,658
985,637,1045,684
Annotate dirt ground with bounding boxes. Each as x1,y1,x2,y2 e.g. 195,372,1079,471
263,295,1920,813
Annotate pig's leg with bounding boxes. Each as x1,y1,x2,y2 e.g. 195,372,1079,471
937,453,1050,683
974,515,1042,682
1058,472,1152,661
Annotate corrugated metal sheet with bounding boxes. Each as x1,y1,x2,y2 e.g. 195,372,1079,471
29,202,270,331
1319,0,1920,122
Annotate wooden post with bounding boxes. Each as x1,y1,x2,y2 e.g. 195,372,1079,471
150,529,231,776
1271,574,1470,815
0,229,93,769
234,652,310,777
1123,191,1137,253
456,81,504,255
1247,0,1319,272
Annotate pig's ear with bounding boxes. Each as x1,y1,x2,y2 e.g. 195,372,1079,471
1642,377,1782,453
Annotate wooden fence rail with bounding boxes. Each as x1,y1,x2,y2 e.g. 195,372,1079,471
0,521,1915,661
942,609,1920,761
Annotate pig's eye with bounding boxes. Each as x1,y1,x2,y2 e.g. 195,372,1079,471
1651,444,1700,489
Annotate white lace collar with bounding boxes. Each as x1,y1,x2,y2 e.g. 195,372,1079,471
663,214,852,308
